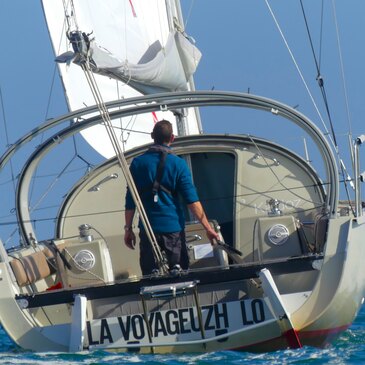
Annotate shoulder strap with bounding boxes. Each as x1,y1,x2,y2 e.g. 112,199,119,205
152,151,172,202
144,145,175,202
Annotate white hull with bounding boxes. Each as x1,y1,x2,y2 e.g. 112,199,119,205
0,92,363,353
294,217,365,346
0,220,363,353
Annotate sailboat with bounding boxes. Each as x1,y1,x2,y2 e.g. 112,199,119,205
0,0,364,353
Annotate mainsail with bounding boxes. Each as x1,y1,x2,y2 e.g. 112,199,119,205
41,0,202,158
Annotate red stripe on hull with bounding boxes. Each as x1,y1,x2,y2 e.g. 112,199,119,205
299,324,350,339
232,324,350,352
298,324,350,347
284,328,302,348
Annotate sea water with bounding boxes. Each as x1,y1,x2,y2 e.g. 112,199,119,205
0,306,364,364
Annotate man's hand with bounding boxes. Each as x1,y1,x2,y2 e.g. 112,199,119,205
124,230,136,250
187,201,221,245
206,227,220,244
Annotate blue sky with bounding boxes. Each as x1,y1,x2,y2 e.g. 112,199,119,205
181,0,365,201
183,1,363,133
0,0,364,243
0,1,363,152
183,1,364,142
0,1,363,139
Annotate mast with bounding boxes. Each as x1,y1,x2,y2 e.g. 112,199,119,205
173,0,203,134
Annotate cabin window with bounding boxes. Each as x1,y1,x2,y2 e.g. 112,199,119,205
189,152,235,245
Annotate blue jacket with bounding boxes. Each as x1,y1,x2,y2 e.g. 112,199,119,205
125,145,199,233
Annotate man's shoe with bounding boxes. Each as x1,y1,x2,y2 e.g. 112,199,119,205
150,268,160,277
170,264,182,276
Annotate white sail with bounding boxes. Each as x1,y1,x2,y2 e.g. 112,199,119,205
76,30,201,93
41,0,202,158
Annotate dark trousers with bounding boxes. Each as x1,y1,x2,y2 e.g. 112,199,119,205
139,230,189,275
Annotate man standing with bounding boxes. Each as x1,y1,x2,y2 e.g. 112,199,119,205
124,119,219,275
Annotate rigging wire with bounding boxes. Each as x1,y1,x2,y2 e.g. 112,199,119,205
0,87,16,194
299,0,355,214
318,0,324,69
182,0,195,29
247,135,323,205
264,0,333,147
0,87,22,245
0,183,330,229
331,0,353,138
80,60,169,274
265,0,356,213
299,0,337,147
29,63,59,203
58,0,188,274
28,0,103,215
60,13,169,274
23,57,90,236
29,156,76,213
